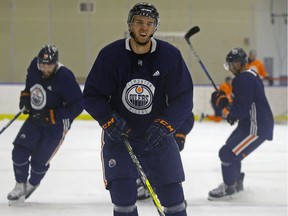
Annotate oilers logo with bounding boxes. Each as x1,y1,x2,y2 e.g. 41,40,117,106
122,79,155,115
30,84,46,110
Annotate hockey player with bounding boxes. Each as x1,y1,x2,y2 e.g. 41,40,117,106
82,2,193,216
202,76,233,122
7,45,83,205
247,50,269,80
208,48,274,200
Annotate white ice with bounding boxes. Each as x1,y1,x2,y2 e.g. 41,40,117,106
0,120,287,216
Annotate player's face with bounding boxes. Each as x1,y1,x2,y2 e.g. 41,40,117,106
38,63,56,78
227,62,241,76
130,16,157,45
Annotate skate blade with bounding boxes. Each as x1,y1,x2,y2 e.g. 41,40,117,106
25,186,38,199
207,195,233,201
8,195,25,206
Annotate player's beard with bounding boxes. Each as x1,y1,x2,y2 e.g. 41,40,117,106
130,31,153,46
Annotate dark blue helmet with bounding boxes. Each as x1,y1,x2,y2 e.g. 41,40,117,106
127,2,160,28
226,48,247,65
37,45,59,65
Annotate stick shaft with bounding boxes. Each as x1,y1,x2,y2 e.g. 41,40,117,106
0,107,25,135
122,136,165,216
185,26,218,91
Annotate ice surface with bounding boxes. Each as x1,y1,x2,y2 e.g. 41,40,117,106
0,120,287,216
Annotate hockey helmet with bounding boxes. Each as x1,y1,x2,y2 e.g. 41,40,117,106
37,45,59,65
127,2,160,28
224,48,247,70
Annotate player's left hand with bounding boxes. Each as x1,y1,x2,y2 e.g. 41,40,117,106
211,90,229,109
174,133,186,151
144,119,175,152
226,114,237,125
31,109,57,126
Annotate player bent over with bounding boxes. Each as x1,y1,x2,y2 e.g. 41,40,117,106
7,45,83,205
208,48,274,200
82,2,194,215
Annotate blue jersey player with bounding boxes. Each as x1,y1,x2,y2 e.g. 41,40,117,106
82,2,193,216
208,48,274,200
7,45,83,205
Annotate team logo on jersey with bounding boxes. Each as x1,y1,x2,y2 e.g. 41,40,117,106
122,79,155,115
30,84,46,110
108,159,116,168
20,133,26,139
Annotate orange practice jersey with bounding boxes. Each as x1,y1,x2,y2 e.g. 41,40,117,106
247,60,268,79
219,82,233,103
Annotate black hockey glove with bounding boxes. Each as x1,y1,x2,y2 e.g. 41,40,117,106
174,133,186,151
226,114,237,125
19,91,31,114
100,112,131,143
144,119,175,152
211,90,229,109
31,109,57,126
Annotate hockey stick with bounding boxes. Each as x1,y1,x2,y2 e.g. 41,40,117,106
0,107,26,135
121,135,165,216
185,26,218,91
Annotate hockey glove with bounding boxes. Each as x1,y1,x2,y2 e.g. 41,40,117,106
174,133,186,151
211,90,229,109
100,112,131,143
31,109,57,126
144,118,175,152
226,114,237,125
19,91,31,114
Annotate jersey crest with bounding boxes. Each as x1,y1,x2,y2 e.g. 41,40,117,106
30,84,47,110
122,79,155,115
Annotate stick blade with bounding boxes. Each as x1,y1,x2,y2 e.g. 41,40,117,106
184,26,200,44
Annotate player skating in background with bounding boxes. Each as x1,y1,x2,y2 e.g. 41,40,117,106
7,45,83,205
82,2,193,215
208,48,274,200
201,76,233,122
247,49,269,80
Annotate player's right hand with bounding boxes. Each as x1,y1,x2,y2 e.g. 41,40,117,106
19,91,31,114
211,90,229,109
100,112,131,143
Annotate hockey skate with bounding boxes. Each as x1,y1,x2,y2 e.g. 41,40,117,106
208,183,237,201
7,182,26,206
7,181,39,206
136,178,150,200
208,173,245,201
25,181,39,199
235,172,245,192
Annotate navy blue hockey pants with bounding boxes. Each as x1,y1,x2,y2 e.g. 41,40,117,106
102,134,187,215
12,118,68,185
220,129,266,185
